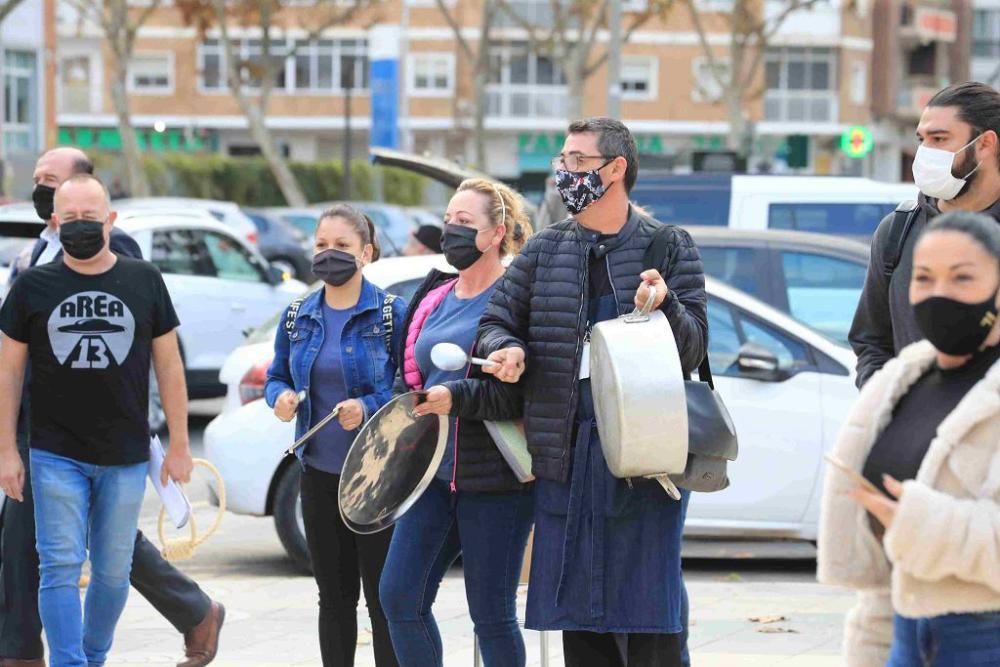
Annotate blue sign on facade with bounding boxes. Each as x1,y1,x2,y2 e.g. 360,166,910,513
370,58,399,150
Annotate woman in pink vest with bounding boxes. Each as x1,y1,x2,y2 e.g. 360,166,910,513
379,179,534,667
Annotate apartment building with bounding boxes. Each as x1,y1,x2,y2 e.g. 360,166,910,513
1,0,56,196
869,0,972,182
972,0,1000,85
52,0,968,198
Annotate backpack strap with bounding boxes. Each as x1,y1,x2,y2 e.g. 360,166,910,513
882,200,920,278
284,296,306,340
381,294,396,356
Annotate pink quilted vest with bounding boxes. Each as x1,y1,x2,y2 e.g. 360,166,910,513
403,278,458,390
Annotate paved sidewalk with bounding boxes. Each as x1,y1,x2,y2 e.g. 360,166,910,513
105,495,853,667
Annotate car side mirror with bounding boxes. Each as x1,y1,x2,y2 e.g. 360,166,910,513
736,342,789,382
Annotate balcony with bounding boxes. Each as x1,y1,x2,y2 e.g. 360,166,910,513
763,91,838,123
899,4,957,44
486,85,569,119
896,80,942,120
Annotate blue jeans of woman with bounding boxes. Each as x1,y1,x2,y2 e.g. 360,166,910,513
379,479,534,667
30,449,147,667
888,611,1000,666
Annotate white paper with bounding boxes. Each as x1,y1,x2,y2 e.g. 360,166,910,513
148,435,192,530
579,342,591,380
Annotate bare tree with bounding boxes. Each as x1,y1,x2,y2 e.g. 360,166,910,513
0,0,26,24
178,0,376,206
685,0,825,156
495,0,674,119
434,0,499,170
66,0,162,196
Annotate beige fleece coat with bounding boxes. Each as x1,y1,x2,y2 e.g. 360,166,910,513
817,340,1000,667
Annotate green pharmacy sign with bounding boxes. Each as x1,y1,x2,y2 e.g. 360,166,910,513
840,125,874,159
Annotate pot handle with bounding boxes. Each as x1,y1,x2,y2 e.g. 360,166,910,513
623,287,657,323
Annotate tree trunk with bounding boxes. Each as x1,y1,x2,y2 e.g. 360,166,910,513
472,68,488,170
725,93,747,156
566,69,585,120
240,96,307,206
109,57,151,197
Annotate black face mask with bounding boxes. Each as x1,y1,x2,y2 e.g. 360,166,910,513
59,219,106,260
33,184,56,221
312,248,360,286
441,225,483,271
913,290,999,356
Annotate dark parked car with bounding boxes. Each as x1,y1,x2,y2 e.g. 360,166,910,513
242,208,312,280
688,226,869,346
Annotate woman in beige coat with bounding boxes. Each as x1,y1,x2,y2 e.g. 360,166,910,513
818,211,1000,667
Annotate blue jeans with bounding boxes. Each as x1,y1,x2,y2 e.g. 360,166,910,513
888,611,1000,666
30,449,147,667
379,479,534,667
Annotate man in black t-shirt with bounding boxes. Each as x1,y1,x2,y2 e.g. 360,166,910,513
0,174,193,666
0,148,223,667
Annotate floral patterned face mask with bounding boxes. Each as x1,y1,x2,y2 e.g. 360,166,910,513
555,159,614,215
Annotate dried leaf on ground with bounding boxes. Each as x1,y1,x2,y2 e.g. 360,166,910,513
749,615,788,624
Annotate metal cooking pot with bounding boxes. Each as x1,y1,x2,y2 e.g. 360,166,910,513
338,392,448,534
590,292,689,481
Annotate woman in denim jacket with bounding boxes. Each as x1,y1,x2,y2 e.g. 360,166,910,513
265,204,406,667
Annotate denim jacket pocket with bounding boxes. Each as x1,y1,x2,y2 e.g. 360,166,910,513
360,329,390,386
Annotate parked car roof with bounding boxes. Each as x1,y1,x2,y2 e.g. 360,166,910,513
686,225,870,258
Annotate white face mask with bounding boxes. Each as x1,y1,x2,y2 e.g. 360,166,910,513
911,134,982,201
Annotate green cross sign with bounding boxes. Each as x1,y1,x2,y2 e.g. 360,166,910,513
840,126,874,159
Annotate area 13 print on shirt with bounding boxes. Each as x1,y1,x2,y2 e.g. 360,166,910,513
47,290,136,370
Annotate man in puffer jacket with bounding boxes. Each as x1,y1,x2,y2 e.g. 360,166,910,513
473,117,707,667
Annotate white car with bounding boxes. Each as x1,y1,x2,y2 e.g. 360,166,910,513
625,174,918,240
115,197,260,248
205,261,856,572
114,209,308,398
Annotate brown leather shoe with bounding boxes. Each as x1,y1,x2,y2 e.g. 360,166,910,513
0,659,46,667
177,601,225,667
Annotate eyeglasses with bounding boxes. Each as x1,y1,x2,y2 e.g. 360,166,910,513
551,154,612,172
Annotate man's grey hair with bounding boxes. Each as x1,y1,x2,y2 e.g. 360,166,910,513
567,117,639,192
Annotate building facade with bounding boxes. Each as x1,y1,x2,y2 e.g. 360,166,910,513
1,0,56,197
972,0,1000,85
869,0,972,183
52,0,972,201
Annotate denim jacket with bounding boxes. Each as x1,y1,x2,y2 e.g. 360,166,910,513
264,278,408,460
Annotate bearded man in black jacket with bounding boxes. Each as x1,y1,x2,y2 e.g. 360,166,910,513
475,118,707,667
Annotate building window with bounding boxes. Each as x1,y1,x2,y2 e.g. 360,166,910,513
621,57,657,100
850,61,867,106
408,53,454,96
129,53,173,93
486,42,568,118
695,0,735,11
973,9,1000,59
60,55,93,114
198,38,368,93
691,57,728,103
764,47,838,123
4,50,38,155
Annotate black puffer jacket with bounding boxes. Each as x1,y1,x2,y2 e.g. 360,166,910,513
474,206,708,483
395,270,526,493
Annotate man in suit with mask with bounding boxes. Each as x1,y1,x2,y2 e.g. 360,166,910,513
0,148,225,667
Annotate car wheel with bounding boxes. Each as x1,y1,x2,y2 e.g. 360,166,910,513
273,462,312,574
269,258,298,280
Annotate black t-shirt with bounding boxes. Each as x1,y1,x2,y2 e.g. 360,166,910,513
863,344,1000,495
0,257,179,465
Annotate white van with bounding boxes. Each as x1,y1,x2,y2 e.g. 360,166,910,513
629,173,919,240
